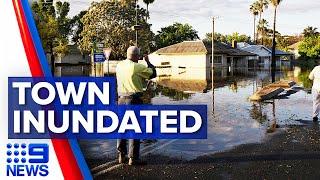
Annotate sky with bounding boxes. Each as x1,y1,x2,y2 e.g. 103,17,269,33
64,0,320,39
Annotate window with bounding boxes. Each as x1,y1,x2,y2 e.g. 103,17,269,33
210,55,222,64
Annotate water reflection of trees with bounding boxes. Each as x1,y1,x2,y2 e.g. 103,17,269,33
143,84,191,101
156,85,191,100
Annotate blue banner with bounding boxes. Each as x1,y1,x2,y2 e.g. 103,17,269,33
8,77,207,139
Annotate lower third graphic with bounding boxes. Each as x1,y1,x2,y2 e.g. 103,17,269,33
6,143,49,177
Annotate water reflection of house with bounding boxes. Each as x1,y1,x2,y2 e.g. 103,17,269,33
149,40,257,80
237,42,294,70
157,79,209,93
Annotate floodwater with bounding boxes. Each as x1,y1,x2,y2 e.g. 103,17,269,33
79,66,314,161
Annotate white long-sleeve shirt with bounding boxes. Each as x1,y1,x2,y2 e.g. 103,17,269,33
309,65,320,92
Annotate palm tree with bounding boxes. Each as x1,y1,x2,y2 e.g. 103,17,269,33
257,19,269,45
255,0,268,44
303,26,319,37
143,0,155,21
269,0,283,83
250,2,259,43
257,0,269,23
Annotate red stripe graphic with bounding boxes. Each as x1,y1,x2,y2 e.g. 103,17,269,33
11,0,43,76
12,0,84,179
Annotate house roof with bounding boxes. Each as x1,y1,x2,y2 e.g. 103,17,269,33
155,40,256,56
156,41,207,55
203,41,256,56
238,43,293,56
288,42,301,50
266,48,293,56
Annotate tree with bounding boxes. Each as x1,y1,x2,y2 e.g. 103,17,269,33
226,32,251,44
70,10,87,45
155,23,199,49
298,36,320,59
205,33,227,43
55,1,71,38
269,0,283,82
31,0,71,74
250,2,259,43
276,36,290,51
204,32,251,44
303,26,319,37
79,1,154,60
256,0,269,23
257,19,269,45
118,0,134,6
253,0,268,45
143,0,155,21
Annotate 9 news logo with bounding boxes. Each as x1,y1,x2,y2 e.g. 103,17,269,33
6,143,49,177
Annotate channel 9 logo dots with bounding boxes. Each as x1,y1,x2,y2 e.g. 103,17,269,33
6,143,49,177
6,143,27,164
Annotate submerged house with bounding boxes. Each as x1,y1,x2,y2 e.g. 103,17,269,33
237,42,294,70
149,40,257,80
46,45,90,76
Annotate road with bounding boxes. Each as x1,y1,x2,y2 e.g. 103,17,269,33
87,121,320,179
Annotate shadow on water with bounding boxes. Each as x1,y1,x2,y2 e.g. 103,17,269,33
77,65,316,162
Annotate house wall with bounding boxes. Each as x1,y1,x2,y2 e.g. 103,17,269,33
149,54,207,68
206,54,228,68
258,56,285,70
148,53,208,80
234,57,248,68
62,54,89,63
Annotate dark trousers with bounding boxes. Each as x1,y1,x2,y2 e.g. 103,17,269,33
117,95,143,159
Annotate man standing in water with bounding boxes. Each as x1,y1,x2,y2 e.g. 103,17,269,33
309,65,320,122
116,46,157,165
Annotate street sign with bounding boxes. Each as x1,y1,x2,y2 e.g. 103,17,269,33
97,43,104,49
103,48,112,75
94,53,105,62
103,48,112,61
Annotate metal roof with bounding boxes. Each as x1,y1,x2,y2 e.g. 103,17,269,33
238,44,293,56
155,40,256,56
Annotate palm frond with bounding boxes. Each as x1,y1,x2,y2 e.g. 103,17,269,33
269,0,283,7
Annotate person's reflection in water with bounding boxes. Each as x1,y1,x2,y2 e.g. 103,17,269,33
250,102,267,124
267,99,279,133
141,81,158,145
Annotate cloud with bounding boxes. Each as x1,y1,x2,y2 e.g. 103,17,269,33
67,0,320,37
278,0,320,14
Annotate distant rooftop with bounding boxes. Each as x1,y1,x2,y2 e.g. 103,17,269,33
288,42,301,50
155,41,256,56
238,43,293,56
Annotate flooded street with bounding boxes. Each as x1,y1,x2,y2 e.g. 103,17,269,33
80,67,314,162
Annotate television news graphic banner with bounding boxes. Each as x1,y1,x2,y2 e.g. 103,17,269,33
8,77,208,139
6,143,49,177
1,0,208,178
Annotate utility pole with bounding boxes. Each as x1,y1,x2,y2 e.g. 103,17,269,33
211,17,216,116
131,0,142,47
271,8,277,83
135,0,138,46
